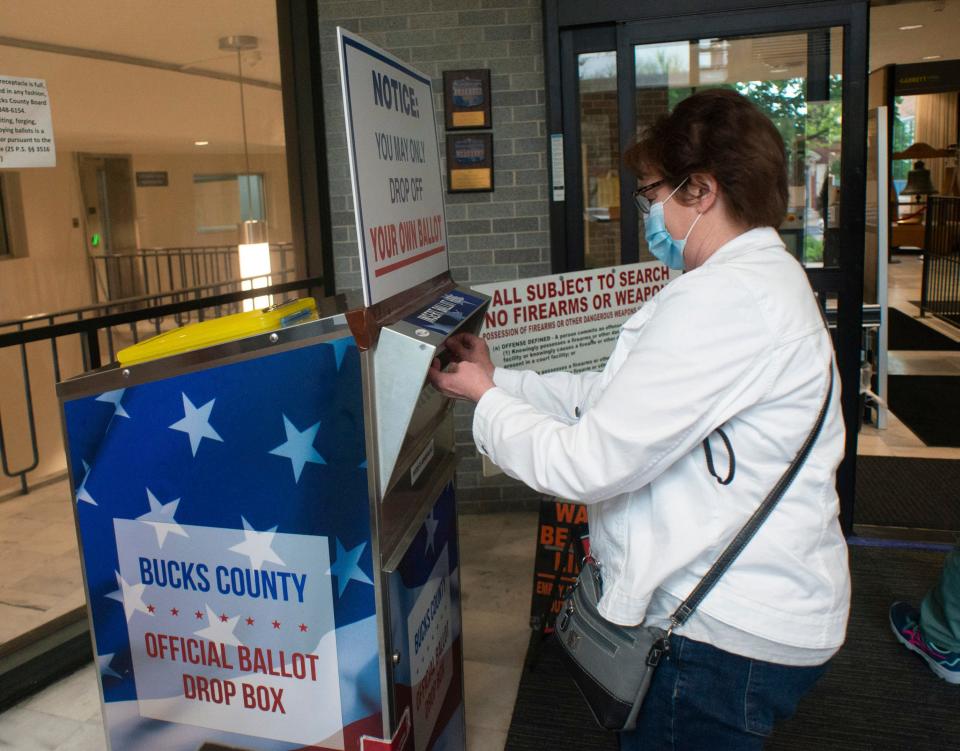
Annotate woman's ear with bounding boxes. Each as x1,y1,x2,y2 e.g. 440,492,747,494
688,173,719,212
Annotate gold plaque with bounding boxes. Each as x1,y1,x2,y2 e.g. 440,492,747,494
452,111,486,128
450,168,492,191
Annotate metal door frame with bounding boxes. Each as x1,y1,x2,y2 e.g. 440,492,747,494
544,0,869,532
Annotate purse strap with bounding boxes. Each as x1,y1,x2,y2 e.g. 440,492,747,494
668,364,835,633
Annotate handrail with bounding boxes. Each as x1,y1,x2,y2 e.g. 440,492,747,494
920,196,960,328
1,269,298,329
0,275,324,496
0,276,324,351
86,242,295,306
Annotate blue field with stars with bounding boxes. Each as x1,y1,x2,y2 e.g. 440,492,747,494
64,335,386,750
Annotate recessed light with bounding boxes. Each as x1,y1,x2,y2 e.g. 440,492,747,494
899,24,924,30
922,55,942,60
194,140,209,146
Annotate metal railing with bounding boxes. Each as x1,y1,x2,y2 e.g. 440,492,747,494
921,196,960,328
88,243,296,303
0,274,324,496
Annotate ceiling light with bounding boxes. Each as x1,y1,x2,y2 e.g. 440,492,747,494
194,140,209,146
899,24,924,30
922,55,942,61
221,35,272,311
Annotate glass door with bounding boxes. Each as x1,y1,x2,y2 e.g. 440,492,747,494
620,31,844,269
556,3,868,531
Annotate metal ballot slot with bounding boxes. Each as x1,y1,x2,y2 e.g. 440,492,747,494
371,286,489,501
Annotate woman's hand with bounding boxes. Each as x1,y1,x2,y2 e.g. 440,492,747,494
428,359,495,403
444,333,495,378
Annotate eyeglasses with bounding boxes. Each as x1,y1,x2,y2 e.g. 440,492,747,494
633,178,667,215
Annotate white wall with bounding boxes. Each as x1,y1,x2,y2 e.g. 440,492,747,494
132,151,292,248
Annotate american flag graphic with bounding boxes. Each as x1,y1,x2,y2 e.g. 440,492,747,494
64,335,385,750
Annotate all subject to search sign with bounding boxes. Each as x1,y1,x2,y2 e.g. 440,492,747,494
338,29,449,307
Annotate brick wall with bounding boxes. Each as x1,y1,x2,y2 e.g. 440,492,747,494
317,0,551,511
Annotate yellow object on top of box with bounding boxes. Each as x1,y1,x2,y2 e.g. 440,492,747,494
117,298,318,366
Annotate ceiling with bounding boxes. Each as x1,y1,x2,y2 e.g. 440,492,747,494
870,0,960,70
0,0,956,155
0,0,284,154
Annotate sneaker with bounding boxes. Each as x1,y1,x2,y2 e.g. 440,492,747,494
889,601,960,685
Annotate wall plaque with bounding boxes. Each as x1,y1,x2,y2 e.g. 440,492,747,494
443,69,492,130
446,132,493,193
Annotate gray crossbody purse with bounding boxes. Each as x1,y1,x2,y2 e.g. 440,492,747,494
556,368,834,732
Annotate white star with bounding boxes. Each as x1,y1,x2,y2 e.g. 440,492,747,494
136,488,188,548
194,604,242,647
268,415,326,482
97,652,121,679
424,510,439,556
76,460,97,506
169,393,223,456
106,571,152,622
96,389,129,418
327,539,373,598
330,338,351,370
229,516,285,570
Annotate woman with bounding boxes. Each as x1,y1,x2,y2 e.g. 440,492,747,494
430,89,850,748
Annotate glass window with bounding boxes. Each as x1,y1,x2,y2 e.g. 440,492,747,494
578,50,621,269
0,2,294,309
633,28,845,268
194,173,266,234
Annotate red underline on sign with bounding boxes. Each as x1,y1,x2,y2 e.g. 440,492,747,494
374,245,446,277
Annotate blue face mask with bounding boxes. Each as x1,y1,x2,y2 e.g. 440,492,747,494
644,179,703,270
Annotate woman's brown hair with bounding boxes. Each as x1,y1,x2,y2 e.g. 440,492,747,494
624,89,788,229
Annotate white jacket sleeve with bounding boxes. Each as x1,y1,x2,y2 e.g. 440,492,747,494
473,273,776,503
492,367,604,423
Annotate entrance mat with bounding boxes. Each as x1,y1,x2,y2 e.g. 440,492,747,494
505,547,956,751
888,375,960,447
888,307,960,351
856,455,960,530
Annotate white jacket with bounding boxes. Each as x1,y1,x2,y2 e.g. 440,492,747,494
474,227,850,654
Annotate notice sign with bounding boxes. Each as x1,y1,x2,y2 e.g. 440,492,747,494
338,29,448,307
0,76,55,168
473,261,673,374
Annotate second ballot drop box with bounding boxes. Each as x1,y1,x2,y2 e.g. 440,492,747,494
58,283,488,751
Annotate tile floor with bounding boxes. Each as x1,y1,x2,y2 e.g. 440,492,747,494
1,253,958,750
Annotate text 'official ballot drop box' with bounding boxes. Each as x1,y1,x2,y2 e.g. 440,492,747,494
58,28,489,751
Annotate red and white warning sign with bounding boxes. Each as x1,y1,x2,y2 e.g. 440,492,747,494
474,261,674,374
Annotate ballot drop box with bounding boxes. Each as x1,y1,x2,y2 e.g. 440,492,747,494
58,280,487,751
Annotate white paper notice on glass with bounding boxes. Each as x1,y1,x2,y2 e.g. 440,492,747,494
0,76,55,168
550,133,564,202
337,28,449,307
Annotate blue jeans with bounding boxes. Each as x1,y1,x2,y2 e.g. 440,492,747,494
618,636,828,750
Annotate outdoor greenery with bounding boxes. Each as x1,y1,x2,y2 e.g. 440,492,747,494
892,96,916,183
804,235,825,263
